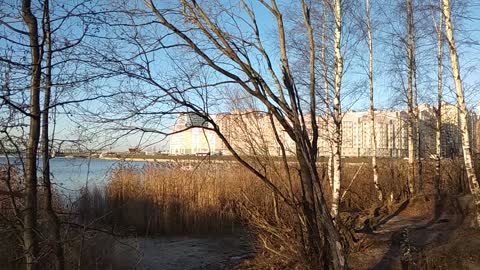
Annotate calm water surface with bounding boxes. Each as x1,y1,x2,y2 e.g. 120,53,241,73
0,157,148,197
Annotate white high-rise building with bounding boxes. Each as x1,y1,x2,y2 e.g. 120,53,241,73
169,113,224,155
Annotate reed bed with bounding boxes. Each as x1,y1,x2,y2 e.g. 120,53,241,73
78,162,270,235
77,158,468,237
0,165,119,270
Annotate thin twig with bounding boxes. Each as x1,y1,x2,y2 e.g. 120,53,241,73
341,163,365,201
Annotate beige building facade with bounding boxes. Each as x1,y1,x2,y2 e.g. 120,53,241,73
169,104,477,158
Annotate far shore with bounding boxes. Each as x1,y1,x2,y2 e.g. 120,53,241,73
51,154,420,165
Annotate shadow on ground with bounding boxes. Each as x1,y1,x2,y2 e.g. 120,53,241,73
349,194,480,270
113,231,254,270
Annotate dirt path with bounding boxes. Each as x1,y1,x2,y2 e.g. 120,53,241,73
349,196,465,269
113,233,254,270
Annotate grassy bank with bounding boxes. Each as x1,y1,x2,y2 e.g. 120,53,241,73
78,158,468,236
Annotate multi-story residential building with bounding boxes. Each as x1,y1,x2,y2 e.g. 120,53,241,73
169,104,477,158
169,113,222,155
417,102,477,158
340,110,409,158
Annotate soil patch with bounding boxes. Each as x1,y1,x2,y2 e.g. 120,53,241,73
349,195,480,269
113,232,254,270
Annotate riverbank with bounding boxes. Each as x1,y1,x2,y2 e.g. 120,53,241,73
56,154,406,164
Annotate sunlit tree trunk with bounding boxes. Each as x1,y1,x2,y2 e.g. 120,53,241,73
331,0,344,219
414,58,422,192
41,1,65,268
433,4,444,195
442,0,480,226
406,0,416,195
22,0,41,268
366,0,383,201
321,0,333,187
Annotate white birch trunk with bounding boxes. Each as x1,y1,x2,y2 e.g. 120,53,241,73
331,0,343,219
414,64,422,192
442,0,480,226
321,0,334,188
366,0,383,201
433,5,443,194
328,154,334,187
406,0,416,195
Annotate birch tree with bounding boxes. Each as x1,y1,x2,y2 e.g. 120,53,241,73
441,0,480,226
431,0,444,195
322,0,334,187
330,0,345,219
366,0,383,201
406,0,416,195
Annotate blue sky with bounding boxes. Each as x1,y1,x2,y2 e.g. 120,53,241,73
58,0,480,151
2,0,479,152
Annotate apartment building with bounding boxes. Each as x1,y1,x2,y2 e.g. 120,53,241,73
169,113,222,155
169,104,477,158
416,103,477,158
340,110,409,158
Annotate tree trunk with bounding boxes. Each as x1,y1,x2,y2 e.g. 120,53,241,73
414,59,422,192
41,1,65,268
406,0,416,195
297,147,346,270
321,0,334,188
21,0,41,268
433,4,444,195
331,0,344,219
442,0,480,226
366,0,383,201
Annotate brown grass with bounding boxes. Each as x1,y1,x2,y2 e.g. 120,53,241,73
74,158,469,269
1,158,468,269
0,165,120,270
77,159,469,234
78,162,271,235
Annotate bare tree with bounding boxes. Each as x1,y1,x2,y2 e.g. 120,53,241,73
431,0,444,195
413,34,423,193
21,0,42,268
40,0,64,268
321,0,334,188
1,1,122,268
88,0,348,268
406,0,416,195
366,0,383,201
330,0,345,219
441,0,480,226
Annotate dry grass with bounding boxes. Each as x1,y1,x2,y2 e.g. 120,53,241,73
0,158,470,269
78,162,270,235
75,158,469,269
77,158,469,235
0,165,119,270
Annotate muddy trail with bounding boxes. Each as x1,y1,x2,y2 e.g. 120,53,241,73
349,194,480,269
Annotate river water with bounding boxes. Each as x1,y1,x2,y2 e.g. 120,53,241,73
0,157,148,198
